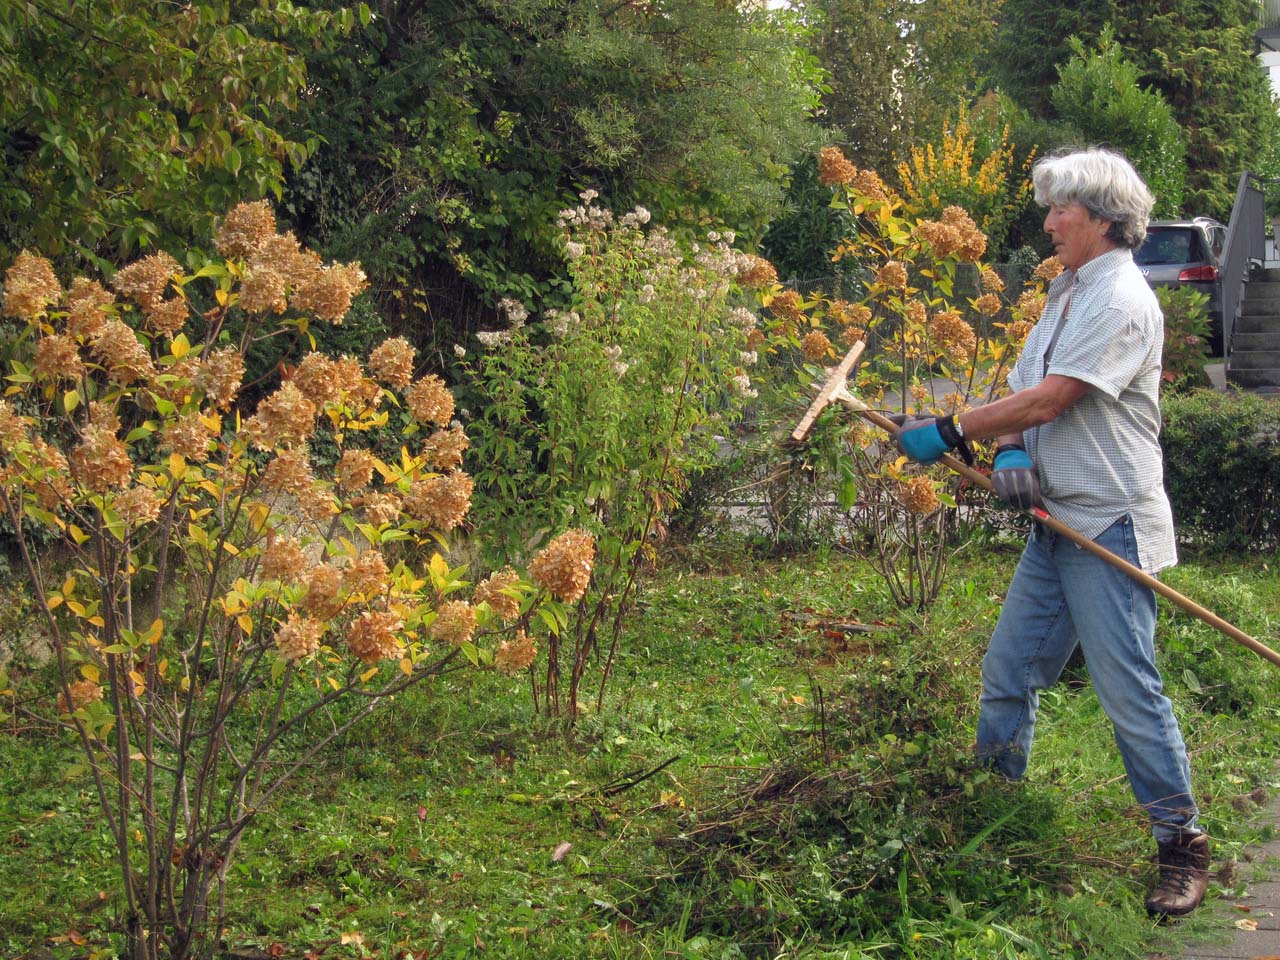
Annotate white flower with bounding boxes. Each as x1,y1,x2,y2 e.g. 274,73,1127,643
739,351,758,366
453,344,467,358
640,284,656,303
732,374,757,398
565,241,585,259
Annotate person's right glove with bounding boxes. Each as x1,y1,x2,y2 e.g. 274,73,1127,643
991,443,1043,509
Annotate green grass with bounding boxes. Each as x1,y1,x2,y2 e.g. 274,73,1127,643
1,542,1278,958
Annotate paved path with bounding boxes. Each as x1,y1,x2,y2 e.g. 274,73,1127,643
1153,797,1280,959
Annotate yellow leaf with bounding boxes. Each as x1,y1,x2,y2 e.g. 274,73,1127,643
80,664,100,683
61,575,76,597
214,287,228,307
171,333,191,359
399,657,413,676
236,614,253,634
45,595,63,611
168,452,186,478
129,670,145,690
69,524,89,545
142,618,163,645
359,667,378,683
180,676,191,692
88,616,105,628
63,389,79,413
340,932,364,946
327,676,341,691
222,540,240,556
157,659,168,678
66,600,86,616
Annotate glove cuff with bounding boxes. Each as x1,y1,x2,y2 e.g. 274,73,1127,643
936,415,974,467
994,443,1026,457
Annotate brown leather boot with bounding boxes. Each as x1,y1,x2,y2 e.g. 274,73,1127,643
1145,831,1210,917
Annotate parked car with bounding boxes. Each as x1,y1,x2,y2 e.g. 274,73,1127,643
1133,217,1226,357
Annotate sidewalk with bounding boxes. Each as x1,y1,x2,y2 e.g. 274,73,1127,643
1152,796,1280,960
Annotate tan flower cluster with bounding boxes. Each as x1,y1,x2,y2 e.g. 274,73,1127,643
341,550,389,598
736,255,778,289
1034,256,1064,281
430,600,478,645
64,277,114,339
163,414,214,462
897,476,940,515
875,261,908,290
495,630,537,674
406,375,455,426
403,470,472,531
422,426,468,471
940,207,987,262
262,448,315,496
28,439,72,509
915,220,966,259
274,613,324,662
530,528,596,603
826,299,865,327
942,392,970,414
195,348,244,410
336,449,376,491
980,267,1005,293
292,262,367,323
297,482,337,522
0,399,28,450
974,293,1002,317
246,382,317,449
475,567,522,620
290,352,339,405
146,298,189,338
111,253,178,312
300,564,344,620
347,609,403,664
58,679,103,713
368,337,415,389
745,328,765,350
113,485,162,526
261,534,307,583
1004,319,1034,343
238,267,287,315
356,491,401,526
817,146,858,186
34,335,83,380
1015,290,1046,320
910,384,929,404
215,200,278,259
91,319,155,385
801,330,831,361
904,300,927,325
71,427,132,493
840,324,867,348
928,311,977,363
2,251,61,320
87,401,120,433
770,289,803,322
853,169,890,201
334,355,382,411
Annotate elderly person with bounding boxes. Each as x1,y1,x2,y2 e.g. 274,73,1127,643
892,147,1208,917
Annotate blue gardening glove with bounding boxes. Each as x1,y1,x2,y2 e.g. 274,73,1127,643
886,413,965,466
991,443,1043,509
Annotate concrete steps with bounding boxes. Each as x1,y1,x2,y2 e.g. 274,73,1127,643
1228,274,1280,390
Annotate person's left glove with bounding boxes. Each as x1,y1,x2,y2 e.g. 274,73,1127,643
886,413,968,466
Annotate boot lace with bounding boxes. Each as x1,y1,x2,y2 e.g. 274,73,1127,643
1156,843,1201,896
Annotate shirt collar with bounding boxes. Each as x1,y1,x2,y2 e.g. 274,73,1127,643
1062,247,1132,290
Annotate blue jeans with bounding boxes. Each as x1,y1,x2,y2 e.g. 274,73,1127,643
976,516,1199,842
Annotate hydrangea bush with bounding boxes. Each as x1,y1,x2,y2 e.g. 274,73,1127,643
0,203,588,958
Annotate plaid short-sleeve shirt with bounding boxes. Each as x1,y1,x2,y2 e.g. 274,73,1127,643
1007,248,1177,573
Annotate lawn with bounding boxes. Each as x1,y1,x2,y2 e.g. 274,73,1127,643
2,539,1278,959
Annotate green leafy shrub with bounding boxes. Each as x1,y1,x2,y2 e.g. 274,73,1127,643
1161,389,1280,550
1156,286,1211,393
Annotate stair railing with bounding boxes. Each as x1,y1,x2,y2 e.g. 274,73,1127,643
1220,171,1266,359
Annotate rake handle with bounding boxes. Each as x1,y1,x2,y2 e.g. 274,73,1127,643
857,406,1280,669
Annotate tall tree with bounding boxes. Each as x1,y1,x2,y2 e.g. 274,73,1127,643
0,1,358,267
284,0,824,337
988,0,1117,116
806,0,1002,176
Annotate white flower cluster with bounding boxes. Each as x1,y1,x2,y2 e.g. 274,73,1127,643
731,374,757,399
739,351,758,366
557,188,614,231
620,205,651,228
544,309,581,338
729,306,757,331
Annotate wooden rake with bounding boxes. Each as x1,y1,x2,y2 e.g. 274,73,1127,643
792,341,1280,669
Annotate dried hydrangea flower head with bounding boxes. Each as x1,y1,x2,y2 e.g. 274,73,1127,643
429,600,478,645
875,261,908,291
422,426,469,471
194,347,245,411
34,335,84,380
801,330,831,362
897,476,940,515
474,567,522,621
368,337,415,389
928,311,977,363
58,679,104,713
113,485,163,526
260,534,307,583
214,200,277,259
347,609,403,664
273,613,324,662
770,289,803,322
340,550,389,599
245,382,317,450
70,427,133,494
91,318,155,385
262,447,314,497
495,630,537,674
406,375,455,426
111,252,179,313
1034,256,1064,281
2,251,61,321
163,413,214,463
64,277,115,339
529,529,596,603
299,564,344,621
336,448,376,491
736,254,778,289
403,470,473,532
817,146,858,186
292,262,367,323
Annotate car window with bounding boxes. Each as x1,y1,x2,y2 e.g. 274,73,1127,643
1210,227,1225,259
1136,229,1201,265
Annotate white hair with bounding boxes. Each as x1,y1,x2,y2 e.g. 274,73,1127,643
1031,147,1155,249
